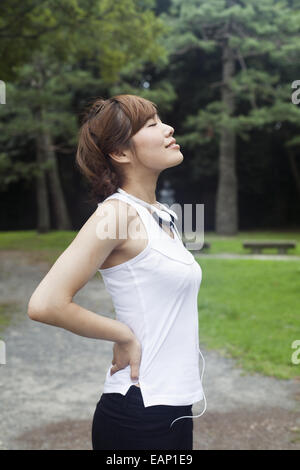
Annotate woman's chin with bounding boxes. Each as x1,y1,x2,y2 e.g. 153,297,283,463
166,152,184,168
176,151,184,163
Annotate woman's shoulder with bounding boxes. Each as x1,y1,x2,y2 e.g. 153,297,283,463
96,195,141,223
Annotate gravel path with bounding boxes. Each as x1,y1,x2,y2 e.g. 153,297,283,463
0,251,299,450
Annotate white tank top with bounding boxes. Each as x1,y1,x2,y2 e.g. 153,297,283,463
98,188,207,428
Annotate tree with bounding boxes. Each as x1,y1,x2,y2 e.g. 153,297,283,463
0,55,77,231
161,0,300,234
0,0,169,231
0,0,89,81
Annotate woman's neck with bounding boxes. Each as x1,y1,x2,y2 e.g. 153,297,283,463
119,186,158,206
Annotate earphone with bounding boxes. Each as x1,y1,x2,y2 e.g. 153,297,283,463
169,347,207,428
117,187,182,240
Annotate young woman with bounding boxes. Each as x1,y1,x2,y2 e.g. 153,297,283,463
27,94,206,450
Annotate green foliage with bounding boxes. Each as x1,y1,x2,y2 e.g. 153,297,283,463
161,0,300,150
0,0,87,80
1,0,300,230
0,0,170,192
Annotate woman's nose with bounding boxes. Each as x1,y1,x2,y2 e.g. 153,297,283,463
166,125,174,135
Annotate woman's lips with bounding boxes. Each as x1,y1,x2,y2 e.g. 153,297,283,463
167,143,180,149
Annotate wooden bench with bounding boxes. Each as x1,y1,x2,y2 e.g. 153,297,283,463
243,240,297,255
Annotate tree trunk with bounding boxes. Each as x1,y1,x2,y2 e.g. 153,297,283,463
35,130,51,233
287,149,300,201
42,128,72,230
215,41,238,235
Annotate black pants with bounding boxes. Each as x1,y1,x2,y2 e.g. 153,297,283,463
92,385,193,450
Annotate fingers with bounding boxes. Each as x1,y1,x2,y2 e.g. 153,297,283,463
110,339,142,380
110,364,118,376
130,361,140,381
130,345,142,381
111,363,139,380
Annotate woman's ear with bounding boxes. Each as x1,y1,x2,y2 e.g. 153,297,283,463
109,150,130,164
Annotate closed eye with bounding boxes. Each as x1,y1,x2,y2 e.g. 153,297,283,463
148,123,157,127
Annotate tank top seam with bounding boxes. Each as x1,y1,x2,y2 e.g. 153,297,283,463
98,240,152,274
99,245,196,274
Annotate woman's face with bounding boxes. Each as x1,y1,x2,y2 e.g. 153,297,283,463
129,113,183,171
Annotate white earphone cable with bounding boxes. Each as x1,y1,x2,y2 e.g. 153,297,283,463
169,347,207,429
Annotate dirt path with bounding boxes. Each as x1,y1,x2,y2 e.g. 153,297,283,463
0,251,299,450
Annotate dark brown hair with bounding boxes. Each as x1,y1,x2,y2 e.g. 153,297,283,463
76,94,158,204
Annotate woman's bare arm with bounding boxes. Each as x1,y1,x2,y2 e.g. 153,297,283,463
27,199,135,344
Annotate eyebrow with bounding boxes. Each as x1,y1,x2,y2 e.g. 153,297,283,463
146,113,161,125
149,113,161,121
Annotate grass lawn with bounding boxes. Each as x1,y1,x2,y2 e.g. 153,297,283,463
1,229,300,256
0,230,299,379
0,230,76,251
196,257,300,380
0,230,77,264
187,230,300,256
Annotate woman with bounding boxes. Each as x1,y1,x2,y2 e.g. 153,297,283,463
27,94,206,450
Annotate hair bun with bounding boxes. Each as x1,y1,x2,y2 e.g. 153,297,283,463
87,101,105,120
